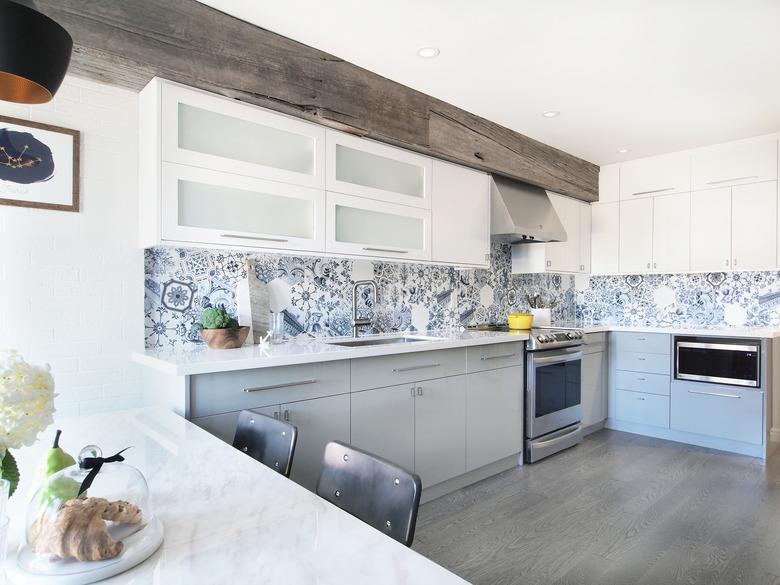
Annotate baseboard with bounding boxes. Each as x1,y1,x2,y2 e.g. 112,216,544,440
421,454,520,504
605,418,765,459
582,420,605,437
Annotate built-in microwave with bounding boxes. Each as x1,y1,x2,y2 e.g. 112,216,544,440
674,336,760,388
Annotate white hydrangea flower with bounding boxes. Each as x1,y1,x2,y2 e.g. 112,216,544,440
0,350,56,451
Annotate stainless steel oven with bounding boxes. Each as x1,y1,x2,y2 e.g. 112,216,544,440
674,336,760,388
525,343,583,462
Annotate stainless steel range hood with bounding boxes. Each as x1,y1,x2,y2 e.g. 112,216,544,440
490,175,567,244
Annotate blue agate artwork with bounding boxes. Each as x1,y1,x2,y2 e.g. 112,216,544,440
0,128,55,184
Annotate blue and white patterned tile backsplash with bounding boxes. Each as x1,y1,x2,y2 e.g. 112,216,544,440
144,244,576,349
577,271,780,329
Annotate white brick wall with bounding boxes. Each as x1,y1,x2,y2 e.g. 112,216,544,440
0,75,146,416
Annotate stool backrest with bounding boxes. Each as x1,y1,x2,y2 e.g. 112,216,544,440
316,441,422,547
233,410,297,477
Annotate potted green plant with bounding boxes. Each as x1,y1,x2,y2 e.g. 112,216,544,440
198,306,250,349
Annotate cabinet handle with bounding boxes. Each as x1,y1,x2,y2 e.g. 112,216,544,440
636,337,647,341
363,247,409,254
653,262,657,269
244,379,317,392
221,233,289,243
632,187,675,196
725,259,730,267
283,409,290,421
546,260,552,267
393,363,440,373
687,389,741,399
417,386,423,396
706,175,759,185
580,264,584,271
637,377,646,381
733,258,738,267
273,411,280,420
637,397,645,401
637,357,646,361
410,386,415,398
646,263,650,269
480,353,518,361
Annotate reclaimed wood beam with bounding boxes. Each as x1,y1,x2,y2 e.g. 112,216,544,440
35,0,599,202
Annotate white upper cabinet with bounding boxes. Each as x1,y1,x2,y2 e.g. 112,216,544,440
731,181,777,271
326,130,432,209
690,188,732,272
160,80,326,188
590,202,620,274
619,152,690,200
619,198,654,273
326,192,431,261
652,192,690,273
511,194,590,274
691,136,778,191
430,160,490,267
579,203,592,273
599,164,620,203
161,163,326,252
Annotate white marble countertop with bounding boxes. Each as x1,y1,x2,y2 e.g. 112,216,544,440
134,330,529,376
5,408,468,585
579,325,780,339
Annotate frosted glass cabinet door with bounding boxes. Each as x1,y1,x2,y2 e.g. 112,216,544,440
326,192,432,261
161,82,325,188
326,130,432,208
161,163,326,252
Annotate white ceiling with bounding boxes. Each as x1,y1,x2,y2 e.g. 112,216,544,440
196,0,780,166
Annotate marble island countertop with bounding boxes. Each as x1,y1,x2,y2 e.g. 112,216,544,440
579,324,780,339
5,408,469,585
134,329,530,376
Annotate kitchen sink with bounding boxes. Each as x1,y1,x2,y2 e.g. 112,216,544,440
326,335,444,348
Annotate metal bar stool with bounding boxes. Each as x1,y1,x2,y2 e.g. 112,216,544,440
316,441,422,547
233,410,297,477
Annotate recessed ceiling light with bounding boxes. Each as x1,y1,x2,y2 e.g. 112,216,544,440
617,148,631,154
542,111,560,118
416,47,440,58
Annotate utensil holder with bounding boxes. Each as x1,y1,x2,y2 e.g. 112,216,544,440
530,308,551,326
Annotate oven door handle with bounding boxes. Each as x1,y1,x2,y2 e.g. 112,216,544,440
532,350,583,366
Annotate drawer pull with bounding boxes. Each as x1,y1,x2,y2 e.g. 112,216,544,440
244,379,317,392
637,397,645,401
363,247,409,254
222,233,289,243
393,363,441,373
637,377,646,381
636,337,647,341
687,389,741,399
706,175,759,185
637,357,646,361
480,353,518,361
632,187,675,196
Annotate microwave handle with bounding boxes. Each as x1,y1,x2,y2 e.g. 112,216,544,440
676,341,759,353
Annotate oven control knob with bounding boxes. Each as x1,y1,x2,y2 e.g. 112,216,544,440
566,332,575,339
537,335,548,343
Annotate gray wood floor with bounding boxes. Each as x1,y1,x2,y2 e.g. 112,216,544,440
413,429,780,585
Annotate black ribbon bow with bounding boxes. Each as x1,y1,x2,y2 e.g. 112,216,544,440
77,447,132,497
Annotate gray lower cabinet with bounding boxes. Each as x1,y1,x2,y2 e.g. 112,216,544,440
350,384,415,472
582,333,607,428
465,366,523,472
414,376,466,488
283,393,351,490
192,393,349,491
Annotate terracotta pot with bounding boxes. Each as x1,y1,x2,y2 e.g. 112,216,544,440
200,326,250,349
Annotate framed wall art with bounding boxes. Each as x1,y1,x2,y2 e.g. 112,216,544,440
0,115,80,212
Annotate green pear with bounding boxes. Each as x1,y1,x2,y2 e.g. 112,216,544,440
34,430,80,508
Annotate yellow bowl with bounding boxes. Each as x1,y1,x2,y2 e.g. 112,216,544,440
507,313,534,330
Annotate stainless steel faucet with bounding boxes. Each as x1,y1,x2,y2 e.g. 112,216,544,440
352,280,377,337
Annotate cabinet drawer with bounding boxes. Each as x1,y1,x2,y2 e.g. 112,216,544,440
351,348,466,391
613,352,670,375
190,360,350,418
614,390,669,428
615,371,670,396
670,384,763,445
466,342,524,373
611,332,670,354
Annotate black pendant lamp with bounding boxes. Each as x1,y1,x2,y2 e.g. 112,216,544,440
0,0,72,104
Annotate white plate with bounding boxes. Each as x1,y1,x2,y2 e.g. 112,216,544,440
10,517,163,585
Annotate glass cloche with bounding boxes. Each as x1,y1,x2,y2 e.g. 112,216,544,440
17,444,164,584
